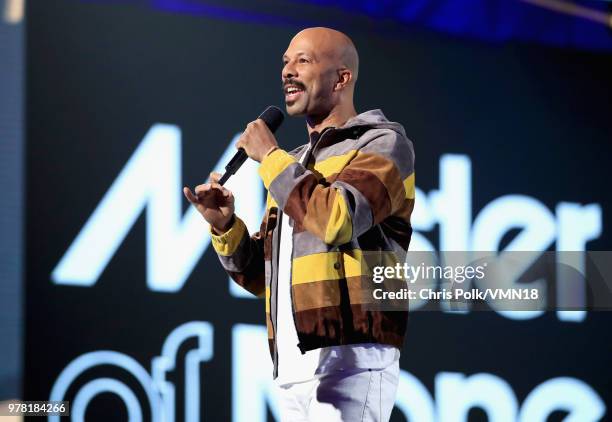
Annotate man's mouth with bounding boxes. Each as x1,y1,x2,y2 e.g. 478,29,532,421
284,84,305,102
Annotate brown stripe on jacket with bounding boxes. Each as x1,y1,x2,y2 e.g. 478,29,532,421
292,279,342,312
336,152,406,222
336,168,391,224
294,305,407,351
284,174,336,241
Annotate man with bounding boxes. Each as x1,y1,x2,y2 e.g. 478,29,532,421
184,27,414,421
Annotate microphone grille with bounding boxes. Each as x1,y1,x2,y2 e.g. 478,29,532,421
258,106,285,133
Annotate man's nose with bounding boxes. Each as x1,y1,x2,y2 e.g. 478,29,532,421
282,61,297,80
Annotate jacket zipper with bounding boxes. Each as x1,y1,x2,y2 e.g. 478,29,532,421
291,130,334,354
288,213,303,354
271,209,280,378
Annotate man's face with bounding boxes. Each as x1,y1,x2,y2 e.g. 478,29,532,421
282,35,338,116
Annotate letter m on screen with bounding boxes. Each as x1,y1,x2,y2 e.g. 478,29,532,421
51,124,264,292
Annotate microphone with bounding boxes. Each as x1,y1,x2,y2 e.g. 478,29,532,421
218,106,285,185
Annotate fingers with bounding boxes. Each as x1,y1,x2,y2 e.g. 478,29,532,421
235,119,259,150
185,180,234,212
195,182,220,196
249,119,264,128
210,181,231,197
208,172,222,183
235,136,245,151
194,182,231,201
195,183,211,196
183,187,198,204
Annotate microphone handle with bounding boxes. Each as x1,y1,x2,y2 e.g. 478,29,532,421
219,148,248,186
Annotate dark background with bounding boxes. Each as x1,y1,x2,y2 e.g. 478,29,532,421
24,0,612,420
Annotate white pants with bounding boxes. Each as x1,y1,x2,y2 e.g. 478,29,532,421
277,360,400,422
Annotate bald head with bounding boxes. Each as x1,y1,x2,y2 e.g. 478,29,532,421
282,27,359,118
292,27,359,82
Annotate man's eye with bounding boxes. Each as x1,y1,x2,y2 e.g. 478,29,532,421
299,58,309,63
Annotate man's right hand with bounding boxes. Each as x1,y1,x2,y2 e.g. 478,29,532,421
183,172,235,234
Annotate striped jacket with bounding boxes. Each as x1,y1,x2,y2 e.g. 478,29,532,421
210,109,415,377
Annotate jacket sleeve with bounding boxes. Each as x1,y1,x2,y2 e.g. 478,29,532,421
209,213,267,297
258,130,415,246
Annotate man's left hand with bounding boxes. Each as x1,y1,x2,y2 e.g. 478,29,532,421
235,119,279,163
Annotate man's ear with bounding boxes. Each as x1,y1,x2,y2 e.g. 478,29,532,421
334,68,352,91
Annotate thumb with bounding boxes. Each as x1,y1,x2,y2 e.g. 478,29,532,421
209,172,222,183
